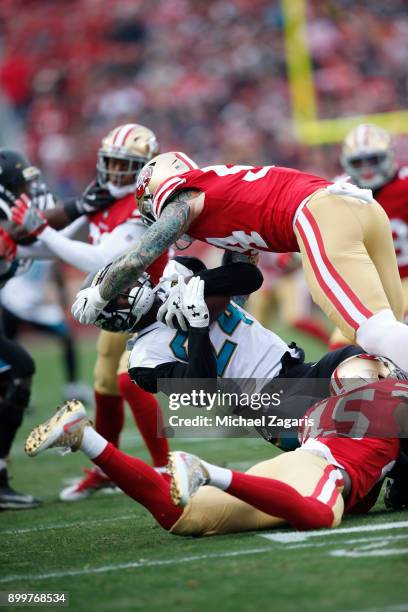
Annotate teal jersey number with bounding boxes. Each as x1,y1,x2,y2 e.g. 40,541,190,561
169,303,253,376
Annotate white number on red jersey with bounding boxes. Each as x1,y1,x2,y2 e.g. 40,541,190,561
390,218,408,267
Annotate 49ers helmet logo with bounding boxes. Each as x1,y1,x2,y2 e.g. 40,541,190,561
136,164,154,200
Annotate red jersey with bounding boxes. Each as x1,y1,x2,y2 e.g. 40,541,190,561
374,167,408,278
88,194,141,245
300,379,407,511
153,165,331,254
88,193,168,285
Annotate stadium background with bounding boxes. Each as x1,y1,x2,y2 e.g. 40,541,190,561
0,1,407,610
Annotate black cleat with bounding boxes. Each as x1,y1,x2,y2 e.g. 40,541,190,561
0,469,41,510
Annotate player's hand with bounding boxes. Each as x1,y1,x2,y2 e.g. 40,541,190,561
0,226,17,261
157,277,188,331
71,286,108,325
76,181,116,214
180,276,209,328
11,194,49,237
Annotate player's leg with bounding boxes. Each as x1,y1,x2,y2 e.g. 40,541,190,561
294,193,408,370
328,327,350,350
117,350,169,469
169,450,345,532
0,336,40,509
25,402,182,529
59,330,127,501
277,272,329,344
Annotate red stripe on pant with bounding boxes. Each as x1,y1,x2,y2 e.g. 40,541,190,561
303,207,373,319
295,215,360,331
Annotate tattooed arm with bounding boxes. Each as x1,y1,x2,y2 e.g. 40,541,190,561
99,199,190,301
71,189,204,325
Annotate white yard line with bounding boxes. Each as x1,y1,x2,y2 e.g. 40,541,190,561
0,546,275,584
286,533,408,550
260,520,408,543
0,514,136,536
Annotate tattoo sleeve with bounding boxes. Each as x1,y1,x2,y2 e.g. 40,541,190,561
98,198,191,301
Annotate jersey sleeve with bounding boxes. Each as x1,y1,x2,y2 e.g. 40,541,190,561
152,176,187,220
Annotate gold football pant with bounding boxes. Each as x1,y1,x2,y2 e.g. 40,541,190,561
329,276,408,348
94,331,131,395
294,191,403,343
171,451,344,536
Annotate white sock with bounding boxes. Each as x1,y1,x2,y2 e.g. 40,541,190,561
80,426,108,459
0,458,7,471
357,309,408,371
201,459,232,490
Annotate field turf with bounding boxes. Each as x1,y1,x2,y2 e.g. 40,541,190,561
1,328,407,612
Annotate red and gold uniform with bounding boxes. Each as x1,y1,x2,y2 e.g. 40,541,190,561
153,164,402,342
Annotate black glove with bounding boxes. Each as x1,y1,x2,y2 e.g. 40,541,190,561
63,181,116,220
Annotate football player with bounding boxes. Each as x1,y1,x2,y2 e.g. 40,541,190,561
69,152,408,374
24,355,408,534
0,149,49,509
330,123,408,348
9,125,171,500
85,257,361,451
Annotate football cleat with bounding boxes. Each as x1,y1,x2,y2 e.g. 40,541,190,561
0,468,41,510
167,451,209,507
25,400,90,457
59,466,117,502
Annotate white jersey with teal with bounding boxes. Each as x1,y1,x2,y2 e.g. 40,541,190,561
129,301,297,379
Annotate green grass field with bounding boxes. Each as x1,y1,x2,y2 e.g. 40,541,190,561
1,329,407,612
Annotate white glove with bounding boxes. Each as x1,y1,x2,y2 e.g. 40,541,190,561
71,286,108,325
180,276,209,328
156,276,188,331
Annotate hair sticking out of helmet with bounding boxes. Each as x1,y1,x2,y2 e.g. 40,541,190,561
96,124,159,198
136,151,198,226
341,124,396,190
330,353,408,396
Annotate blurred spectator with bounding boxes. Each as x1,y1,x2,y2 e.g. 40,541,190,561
0,0,406,199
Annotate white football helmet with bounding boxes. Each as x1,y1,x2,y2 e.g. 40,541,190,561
341,124,396,190
330,353,408,396
135,151,198,226
91,266,155,333
96,124,159,198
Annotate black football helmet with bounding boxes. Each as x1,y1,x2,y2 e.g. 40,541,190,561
0,149,40,220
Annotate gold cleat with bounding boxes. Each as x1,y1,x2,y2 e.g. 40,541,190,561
25,400,91,457
167,451,209,507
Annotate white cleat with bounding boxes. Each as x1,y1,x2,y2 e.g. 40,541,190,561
167,451,209,507
25,400,91,457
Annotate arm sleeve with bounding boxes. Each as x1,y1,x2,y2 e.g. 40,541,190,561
198,262,263,297
16,217,89,261
129,326,217,393
23,221,145,273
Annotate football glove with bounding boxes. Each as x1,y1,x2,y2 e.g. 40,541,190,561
71,286,109,325
157,277,188,331
77,181,116,214
0,227,17,262
180,276,209,328
384,477,408,511
11,194,49,237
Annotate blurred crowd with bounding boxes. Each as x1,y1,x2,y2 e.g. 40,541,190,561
0,0,407,198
